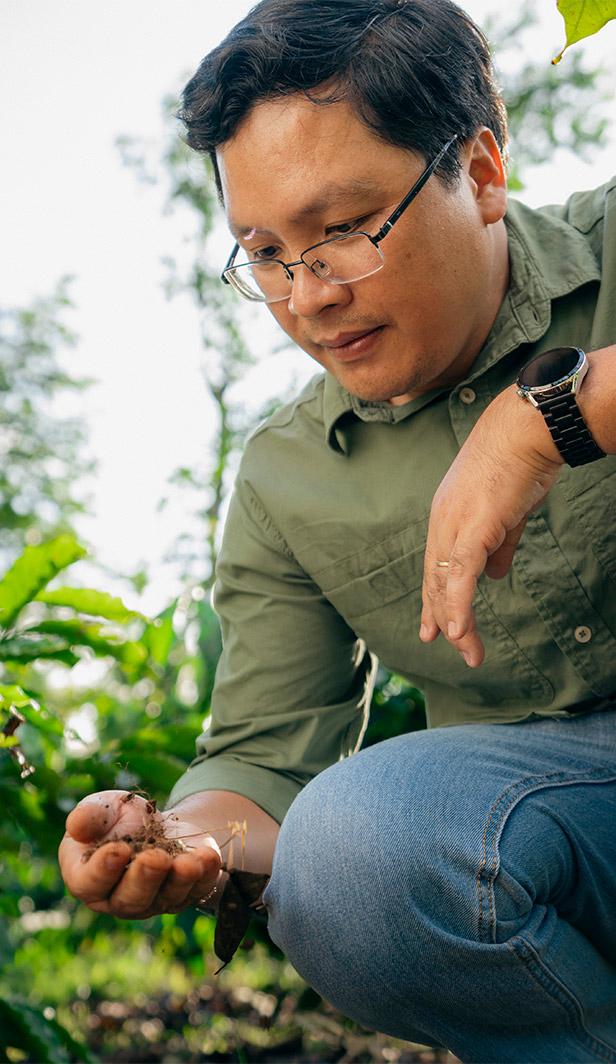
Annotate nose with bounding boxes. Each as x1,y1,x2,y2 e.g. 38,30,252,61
287,262,352,318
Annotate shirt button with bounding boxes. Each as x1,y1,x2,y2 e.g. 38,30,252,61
574,625,592,644
459,387,477,405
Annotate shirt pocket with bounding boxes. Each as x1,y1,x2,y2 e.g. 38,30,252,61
319,531,553,709
558,456,616,582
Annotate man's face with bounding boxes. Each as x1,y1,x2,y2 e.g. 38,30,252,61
217,96,507,403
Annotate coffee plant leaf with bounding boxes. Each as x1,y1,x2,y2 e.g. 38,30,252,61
0,536,86,631
27,619,147,666
36,586,146,623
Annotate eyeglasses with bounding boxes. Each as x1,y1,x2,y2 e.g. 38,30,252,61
220,135,457,303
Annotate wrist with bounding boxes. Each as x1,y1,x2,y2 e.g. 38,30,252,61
501,383,564,469
514,344,615,465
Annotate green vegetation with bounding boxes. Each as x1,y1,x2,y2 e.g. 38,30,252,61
1,6,614,1059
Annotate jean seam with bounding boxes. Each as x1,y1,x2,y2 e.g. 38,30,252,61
507,933,616,1061
474,769,616,1060
476,768,616,944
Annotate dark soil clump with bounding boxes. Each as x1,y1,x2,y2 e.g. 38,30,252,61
80,796,189,864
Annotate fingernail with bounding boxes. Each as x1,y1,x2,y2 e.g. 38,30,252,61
462,653,473,667
419,624,428,640
448,622,458,639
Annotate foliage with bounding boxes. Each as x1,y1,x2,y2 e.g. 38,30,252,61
553,0,616,63
0,996,95,1064
2,8,614,1061
0,278,92,563
0,536,226,1059
485,2,611,189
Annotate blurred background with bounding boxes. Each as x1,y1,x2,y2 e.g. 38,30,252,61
1,1,615,1061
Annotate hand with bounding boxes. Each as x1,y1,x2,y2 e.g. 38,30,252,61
419,384,562,667
59,789,222,919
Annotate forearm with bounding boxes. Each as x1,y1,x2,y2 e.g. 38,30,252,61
164,789,280,913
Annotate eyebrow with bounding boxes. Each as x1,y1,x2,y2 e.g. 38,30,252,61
229,177,382,240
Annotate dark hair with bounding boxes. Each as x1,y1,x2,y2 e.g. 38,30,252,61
178,0,508,197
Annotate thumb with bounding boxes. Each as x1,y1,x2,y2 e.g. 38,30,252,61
485,518,527,580
65,790,135,844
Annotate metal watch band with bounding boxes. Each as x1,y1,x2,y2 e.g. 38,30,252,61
535,390,605,467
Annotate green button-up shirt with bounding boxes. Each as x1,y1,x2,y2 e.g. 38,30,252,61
169,179,616,825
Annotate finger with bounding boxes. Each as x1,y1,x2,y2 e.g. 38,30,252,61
442,539,487,642
107,848,174,918
65,790,144,844
448,620,485,669
419,596,440,642
420,556,451,641
485,518,527,579
156,848,222,913
59,835,132,904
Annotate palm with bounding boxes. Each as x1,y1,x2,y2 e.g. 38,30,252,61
59,790,221,918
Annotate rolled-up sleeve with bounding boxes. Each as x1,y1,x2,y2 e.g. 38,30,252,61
167,471,376,824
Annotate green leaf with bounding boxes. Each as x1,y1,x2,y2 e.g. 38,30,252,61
0,636,79,667
141,603,176,666
0,894,20,916
0,536,86,630
36,586,146,622
0,996,97,1064
17,702,65,738
0,734,19,749
120,723,201,761
0,684,64,738
0,684,39,712
553,0,616,63
116,750,188,794
25,619,147,666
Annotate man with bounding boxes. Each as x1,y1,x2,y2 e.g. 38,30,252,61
59,0,616,1058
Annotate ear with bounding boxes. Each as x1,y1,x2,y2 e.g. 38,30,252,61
464,128,507,225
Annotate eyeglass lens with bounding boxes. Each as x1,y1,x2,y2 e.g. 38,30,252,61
229,232,384,303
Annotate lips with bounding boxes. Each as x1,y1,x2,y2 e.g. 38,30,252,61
313,325,386,364
316,326,383,349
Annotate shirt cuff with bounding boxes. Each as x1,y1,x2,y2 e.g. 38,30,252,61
165,756,305,825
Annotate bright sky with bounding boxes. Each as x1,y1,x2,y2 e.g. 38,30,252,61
2,1,615,614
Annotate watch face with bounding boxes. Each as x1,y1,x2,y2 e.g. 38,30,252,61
519,346,584,389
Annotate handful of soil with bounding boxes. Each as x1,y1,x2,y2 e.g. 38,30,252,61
81,793,270,971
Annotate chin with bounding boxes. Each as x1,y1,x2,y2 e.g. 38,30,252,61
335,366,421,404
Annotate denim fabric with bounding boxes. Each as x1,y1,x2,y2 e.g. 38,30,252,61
262,710,616,1063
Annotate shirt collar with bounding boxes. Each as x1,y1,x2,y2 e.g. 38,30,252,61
323,194,601,454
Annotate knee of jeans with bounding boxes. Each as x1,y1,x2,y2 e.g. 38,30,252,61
261,750,470,1006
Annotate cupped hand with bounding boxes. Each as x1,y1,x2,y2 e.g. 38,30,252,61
59,789,222,919
419,384,563,667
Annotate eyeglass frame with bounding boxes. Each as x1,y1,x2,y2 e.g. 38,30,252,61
220,134,458,302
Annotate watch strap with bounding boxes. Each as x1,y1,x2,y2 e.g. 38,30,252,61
535,390,605,467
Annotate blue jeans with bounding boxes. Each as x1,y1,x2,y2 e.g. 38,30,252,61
262,710,616,1063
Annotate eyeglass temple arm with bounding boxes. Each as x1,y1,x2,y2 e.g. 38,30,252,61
221,242,240,284
371,135,458,244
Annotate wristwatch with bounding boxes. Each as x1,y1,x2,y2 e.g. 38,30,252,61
516,346,605,467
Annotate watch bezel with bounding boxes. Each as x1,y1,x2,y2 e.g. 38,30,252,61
516,346,586,401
